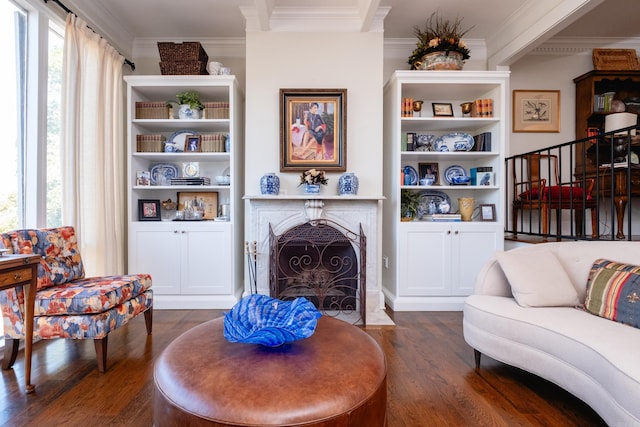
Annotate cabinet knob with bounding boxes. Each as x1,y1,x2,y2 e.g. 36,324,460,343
447,230,451,235
181,230,186,234
454,230,459,235
173,230,179,234
14,274,22,280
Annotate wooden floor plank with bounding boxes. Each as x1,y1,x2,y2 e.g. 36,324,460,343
0,309,606,427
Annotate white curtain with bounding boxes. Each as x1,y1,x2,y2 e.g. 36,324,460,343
61,14,125,276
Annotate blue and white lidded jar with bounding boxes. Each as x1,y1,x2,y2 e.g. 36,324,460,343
338,172,359,195
260,173,280,195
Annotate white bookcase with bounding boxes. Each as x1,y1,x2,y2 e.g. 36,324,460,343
382,70,509,311
124,75,244,309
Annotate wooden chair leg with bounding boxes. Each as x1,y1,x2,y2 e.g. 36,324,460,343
2,338,20,370
575,210,584,237
144,308,153,335
94,336,108,373
590,208,598,238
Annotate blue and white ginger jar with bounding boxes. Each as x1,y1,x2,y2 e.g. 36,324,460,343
338,172,359,195
260,173,280,195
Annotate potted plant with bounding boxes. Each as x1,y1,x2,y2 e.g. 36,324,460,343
400,189,421,221
169,90,204,119
408,11,473,70
298,169,328,194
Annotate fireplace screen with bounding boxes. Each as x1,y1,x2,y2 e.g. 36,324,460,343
269,220,366,325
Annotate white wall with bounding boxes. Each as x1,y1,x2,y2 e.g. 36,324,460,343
508,51,593,156
243,31,384,197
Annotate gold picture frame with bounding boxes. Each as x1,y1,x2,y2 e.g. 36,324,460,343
512,90,560,133
280,88,346,172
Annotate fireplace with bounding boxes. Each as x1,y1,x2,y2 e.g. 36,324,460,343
244,195,394,326
269,220,366,324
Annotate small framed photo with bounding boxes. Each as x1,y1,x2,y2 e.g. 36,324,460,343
432,102,453,117
418,162,439,185
512,90,560,132
178,191,218,220
186,134,202,152
479,204,497,222
138,199,161,221
136,171,150,186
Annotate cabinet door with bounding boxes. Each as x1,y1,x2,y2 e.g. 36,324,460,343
399,225,452,296
130,227,181,294
181,225,232,295
450,226,499,296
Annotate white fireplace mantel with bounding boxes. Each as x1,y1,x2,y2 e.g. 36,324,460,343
243,194,393,325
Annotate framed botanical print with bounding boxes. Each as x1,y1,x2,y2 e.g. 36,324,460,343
280,88,346,171
512,90,560,132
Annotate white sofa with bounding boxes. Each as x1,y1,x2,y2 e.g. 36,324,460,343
463,241,640,427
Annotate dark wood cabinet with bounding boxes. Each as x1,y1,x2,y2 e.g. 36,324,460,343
574,70,640,174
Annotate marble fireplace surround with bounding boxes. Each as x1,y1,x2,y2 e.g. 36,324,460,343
244,195,393,325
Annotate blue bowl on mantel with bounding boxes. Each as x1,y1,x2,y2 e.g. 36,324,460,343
223,294,322,347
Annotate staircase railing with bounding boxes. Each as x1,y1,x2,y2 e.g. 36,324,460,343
505,125,639,241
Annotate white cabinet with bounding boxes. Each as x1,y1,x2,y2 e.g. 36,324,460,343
124,76,243,309
399,222,499,297
382,71,509,310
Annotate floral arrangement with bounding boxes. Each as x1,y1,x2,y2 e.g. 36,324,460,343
408,11,473,70
299,169,328,186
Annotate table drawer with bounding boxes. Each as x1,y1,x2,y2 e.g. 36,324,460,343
0,267,33,288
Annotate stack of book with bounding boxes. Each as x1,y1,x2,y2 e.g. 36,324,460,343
401,98,414,117
428,213,462,222
170,177,211,186
473,132,492,151
471,98,494,117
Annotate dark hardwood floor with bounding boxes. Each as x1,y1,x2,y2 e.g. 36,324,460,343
0,309,606,426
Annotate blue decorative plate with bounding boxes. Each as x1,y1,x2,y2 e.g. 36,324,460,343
165,129,198,152
434,132,474,152
150,163,179,185
444,165,468,185
418,190,451,216
403,165,418,185
223,294,322,347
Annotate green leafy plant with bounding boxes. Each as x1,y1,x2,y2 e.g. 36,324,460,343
401,189,422,220
174,90,204,110
408,11,473,70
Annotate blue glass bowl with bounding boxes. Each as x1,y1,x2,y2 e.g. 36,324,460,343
223,295,322,347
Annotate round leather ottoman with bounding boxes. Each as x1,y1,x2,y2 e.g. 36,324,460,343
153,316,387,426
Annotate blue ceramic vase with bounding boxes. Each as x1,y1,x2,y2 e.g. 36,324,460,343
338,172,359,195
260,173,280,195
304,183,321,194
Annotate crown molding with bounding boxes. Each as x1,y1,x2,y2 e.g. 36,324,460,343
531,37,640,55
240,5,390,33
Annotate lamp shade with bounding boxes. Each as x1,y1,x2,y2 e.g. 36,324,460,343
604,112,637,135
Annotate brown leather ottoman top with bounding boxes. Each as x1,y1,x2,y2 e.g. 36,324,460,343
153,316,387,426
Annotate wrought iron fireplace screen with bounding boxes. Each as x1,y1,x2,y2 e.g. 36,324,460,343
269,219,367,325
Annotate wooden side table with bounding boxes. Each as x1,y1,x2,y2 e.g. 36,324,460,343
0,254,41,393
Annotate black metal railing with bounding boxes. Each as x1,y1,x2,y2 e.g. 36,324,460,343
505,125,639,241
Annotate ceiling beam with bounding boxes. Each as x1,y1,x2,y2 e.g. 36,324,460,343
254,0,274,32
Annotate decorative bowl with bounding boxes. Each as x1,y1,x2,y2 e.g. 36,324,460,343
451,176,471,185
215,175,231,185
223,294,322,347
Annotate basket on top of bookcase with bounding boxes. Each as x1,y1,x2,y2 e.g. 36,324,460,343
157,42,208,62
157,41,209,75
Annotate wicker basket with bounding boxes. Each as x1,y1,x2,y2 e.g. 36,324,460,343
159,61,209,75
157,42,208,62
136,134,166,152
200,134,226,152
135,102,169,119
593,49,640,71
203,102,230,119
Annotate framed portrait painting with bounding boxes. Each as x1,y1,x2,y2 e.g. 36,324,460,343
512,90,560,132
138,199,161,221
280,88,346,172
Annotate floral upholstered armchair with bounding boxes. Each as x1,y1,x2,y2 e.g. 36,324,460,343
0,226,152,372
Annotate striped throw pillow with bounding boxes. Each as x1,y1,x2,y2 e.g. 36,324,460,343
585,259,640,328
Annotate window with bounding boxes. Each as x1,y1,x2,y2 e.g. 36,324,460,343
0,0,64,339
